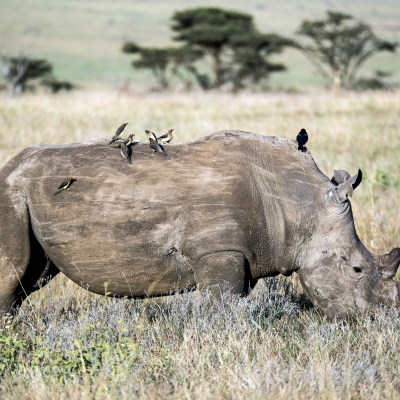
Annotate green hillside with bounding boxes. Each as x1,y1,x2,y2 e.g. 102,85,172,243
0,0,399,89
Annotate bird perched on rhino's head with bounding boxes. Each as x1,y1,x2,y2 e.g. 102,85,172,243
296,128,308,151
108,123,129,145
145,130,158,142
149,138,167,156
157,128,174,144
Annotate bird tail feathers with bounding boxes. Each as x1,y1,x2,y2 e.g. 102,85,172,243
54,190,62,196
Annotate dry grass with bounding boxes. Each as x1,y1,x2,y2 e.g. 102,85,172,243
0,90,400,398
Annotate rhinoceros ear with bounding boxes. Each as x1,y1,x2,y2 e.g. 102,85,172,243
331,170,351,186
326,169,362,204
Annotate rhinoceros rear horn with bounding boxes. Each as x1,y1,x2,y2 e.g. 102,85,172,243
377,248,400,279
329,169,362,204
331,170,351,186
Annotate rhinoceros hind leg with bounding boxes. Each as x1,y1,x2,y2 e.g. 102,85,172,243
0,225,60,317
194,251,252,299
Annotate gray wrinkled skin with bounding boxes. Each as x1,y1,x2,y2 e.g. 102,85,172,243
0,131,399,318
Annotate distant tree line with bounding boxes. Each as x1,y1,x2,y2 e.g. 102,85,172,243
1,8,397,96
122,8,398,92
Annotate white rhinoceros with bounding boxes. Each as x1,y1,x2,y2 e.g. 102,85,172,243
0,131,398,318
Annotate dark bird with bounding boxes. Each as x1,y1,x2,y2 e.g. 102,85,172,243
54,177,75,196
296,128,308,151
120,142,132,164
157,128,174,144
145,130,158,142
149,138,167,156
108,123,129,145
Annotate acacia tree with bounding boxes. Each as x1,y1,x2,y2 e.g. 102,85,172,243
1,54,75,96
171,7,294,91
296,11,398,91
171,7,254,88
122,43,171,89
2,55,52,97
228,32,295,92
122,42,203,90
123,7,293,91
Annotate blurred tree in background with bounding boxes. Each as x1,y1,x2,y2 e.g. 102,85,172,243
353,70,396,91
122,44,171,90
228,32,295,92
171,7,254,89
2,56,51,97
1,55,75,97
122,42,204,91
123,7,294,92
297,11,398,92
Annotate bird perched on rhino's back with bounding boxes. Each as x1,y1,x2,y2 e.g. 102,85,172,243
157,128,174,144
108,123,129,145
120,142,132,164
145,130,158,142
113,134,135,149
296,128,308,151
54,177,75,196
122,134,134,146
149,138,167,156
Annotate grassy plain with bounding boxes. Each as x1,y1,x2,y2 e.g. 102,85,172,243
0,0,399,88
0,90,400,398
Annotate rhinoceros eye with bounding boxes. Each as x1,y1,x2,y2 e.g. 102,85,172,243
353,267,362,273
341,256,348,261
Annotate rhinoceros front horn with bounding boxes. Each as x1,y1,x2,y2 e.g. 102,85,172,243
377,248,400,279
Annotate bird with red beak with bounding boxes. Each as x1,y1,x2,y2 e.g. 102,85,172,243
108,123,129,145
157,128,174,144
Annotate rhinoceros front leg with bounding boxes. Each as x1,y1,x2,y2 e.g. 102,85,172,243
193,251,253,299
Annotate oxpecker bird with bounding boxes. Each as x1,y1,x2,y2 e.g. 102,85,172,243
123,134,135,146
108,123,129,145
149,138,167,156
113,134,135,149
54,177,75,196
145,130,158,142
296,128,308,151
157,128,174,144
120,142,132,164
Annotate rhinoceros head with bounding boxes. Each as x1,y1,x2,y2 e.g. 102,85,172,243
296,169,400,318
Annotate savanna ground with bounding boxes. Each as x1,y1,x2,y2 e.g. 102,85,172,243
1,90,400,399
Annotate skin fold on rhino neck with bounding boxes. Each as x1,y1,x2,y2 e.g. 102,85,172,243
245,141,324,279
